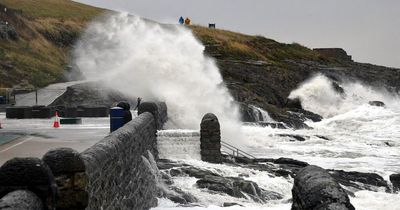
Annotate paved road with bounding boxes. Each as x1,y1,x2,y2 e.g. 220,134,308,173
0,113,110,165
15,81,85,106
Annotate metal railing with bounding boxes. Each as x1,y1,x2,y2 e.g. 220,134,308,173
221,140,256,159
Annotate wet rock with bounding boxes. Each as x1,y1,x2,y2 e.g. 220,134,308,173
233,156,255,164
165,186,198,204
285,98,302,109
389,174,400,192
292,165,355,210
332,81,345,94
223,202,243,207
257,122,287,129
316,135,330,140
156,159,190,170
196,175,282,202
0,190,43,210
180,167,220,179
274,158,309,167
287,109,323,122
368,101,385,107
239,103,259,122
277,134,306,141
328,170,390,192
242,158,309,178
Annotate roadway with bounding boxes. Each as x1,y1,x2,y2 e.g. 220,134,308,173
0,113,110,165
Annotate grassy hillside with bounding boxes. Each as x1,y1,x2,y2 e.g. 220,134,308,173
0,0,106,88
190,25,327,66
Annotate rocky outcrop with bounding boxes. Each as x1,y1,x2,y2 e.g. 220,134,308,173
161,160,282,203
368,101,385,107
196,175,282,203
291,165,355,210
313,48,352,62
328,170,390,192
49,82,135,108
200,113,222,163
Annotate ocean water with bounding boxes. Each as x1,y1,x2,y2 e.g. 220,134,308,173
155,75,400,210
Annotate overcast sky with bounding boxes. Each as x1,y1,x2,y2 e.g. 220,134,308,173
76,0,400,68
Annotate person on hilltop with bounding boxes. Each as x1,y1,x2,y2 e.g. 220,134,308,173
184,17,191,25
179,16,184,25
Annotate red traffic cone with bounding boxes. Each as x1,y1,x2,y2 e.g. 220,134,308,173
53,111,60,128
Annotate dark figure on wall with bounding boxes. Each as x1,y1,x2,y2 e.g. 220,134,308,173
134,97,142,110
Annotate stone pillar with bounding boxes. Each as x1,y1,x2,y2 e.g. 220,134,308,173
200,113,222,163
42,148,88,210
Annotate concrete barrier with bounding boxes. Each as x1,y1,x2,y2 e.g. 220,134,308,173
5,106,32,119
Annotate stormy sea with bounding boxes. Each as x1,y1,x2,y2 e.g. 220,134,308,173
74,13,400,210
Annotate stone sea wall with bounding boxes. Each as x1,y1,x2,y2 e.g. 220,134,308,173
0,102,168,210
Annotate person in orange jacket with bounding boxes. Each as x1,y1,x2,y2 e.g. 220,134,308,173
184,17,191,25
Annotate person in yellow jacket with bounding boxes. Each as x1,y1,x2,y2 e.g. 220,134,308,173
184,17,191,25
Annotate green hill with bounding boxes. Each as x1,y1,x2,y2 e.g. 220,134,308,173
0,0,106,88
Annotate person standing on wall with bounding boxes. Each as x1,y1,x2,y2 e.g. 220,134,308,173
134,97,142,110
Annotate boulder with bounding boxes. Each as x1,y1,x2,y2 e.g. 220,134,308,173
368,101,385,107
285,98,302,109
291,165,355,210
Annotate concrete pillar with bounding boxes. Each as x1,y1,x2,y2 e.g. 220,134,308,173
200,113,222,163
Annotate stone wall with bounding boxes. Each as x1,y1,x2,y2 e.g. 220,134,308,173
0,101,168,210
81,112,159,210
